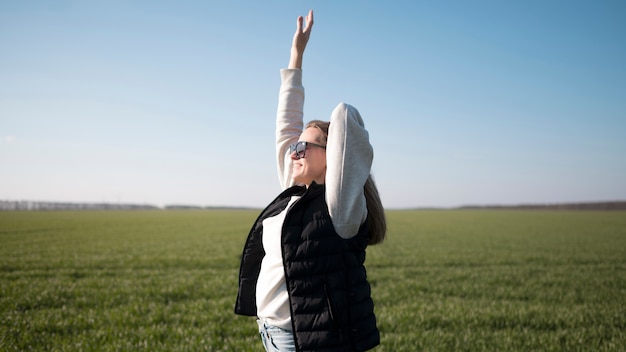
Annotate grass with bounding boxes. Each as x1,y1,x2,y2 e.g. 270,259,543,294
1,210,625,351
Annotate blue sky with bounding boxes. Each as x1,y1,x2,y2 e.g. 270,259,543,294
1,1,625,208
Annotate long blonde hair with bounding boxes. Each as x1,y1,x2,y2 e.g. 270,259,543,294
306,120,386,245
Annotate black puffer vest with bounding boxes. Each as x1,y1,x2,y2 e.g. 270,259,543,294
235,182,380,351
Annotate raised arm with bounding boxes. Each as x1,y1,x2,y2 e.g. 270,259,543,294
276,10,314,189
326,103,373,239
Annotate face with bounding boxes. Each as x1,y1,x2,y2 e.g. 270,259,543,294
291,127,327,186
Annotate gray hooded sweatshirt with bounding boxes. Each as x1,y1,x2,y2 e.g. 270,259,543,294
276,68,373,238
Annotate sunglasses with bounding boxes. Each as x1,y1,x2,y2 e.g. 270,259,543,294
289,141,326,159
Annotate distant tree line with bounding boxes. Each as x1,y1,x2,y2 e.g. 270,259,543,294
458,201,626,211
0,200,159,211
2,200,625,211
0,200,256,211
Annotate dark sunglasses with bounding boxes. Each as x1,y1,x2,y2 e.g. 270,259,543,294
289,141,326,159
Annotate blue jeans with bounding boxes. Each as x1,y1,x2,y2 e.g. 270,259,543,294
257,319,296,352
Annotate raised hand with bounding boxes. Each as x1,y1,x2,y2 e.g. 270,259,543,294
289,10,314,69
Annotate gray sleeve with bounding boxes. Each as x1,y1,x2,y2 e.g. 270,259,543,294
326,103,373,239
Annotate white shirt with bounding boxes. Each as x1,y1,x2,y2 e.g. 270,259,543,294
256,196,300,330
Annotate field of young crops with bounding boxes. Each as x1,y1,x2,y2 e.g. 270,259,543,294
1,210,625,351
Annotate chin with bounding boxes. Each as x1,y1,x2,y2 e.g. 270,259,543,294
292,176,309,185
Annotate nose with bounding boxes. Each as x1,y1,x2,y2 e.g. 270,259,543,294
290,150,301,160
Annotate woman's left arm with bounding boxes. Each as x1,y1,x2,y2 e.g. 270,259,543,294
326,103,373,239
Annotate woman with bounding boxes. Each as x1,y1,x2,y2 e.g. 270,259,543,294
235,10,386,352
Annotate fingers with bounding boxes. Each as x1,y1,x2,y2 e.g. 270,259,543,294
295,15,303,36
303,10,314,34
295,10,313,35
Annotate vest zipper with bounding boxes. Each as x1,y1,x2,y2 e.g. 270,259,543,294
323,283,344,342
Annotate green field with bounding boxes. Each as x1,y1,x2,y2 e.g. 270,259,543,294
1,210,625,351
